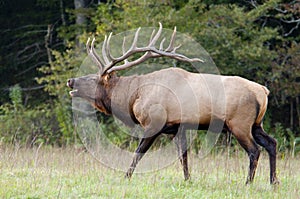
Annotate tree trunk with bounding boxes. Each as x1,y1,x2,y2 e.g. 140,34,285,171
74,0,87,25
296,96,300,129
60,0,66,26
45,25,53,64
74,0,88,47
290,97,294,129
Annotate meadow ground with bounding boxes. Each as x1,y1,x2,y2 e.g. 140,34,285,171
0,145,299,199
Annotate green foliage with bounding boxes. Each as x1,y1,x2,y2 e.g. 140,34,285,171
0,86,60,146
36,47,84,144
271,42,300,104
37,49,79,96
293,137,300,157
0,0,74,104
92,0,175,35
273,122,300,156
100,118,139,152
54,99,74,145
183,3,279,82
9,85,23,111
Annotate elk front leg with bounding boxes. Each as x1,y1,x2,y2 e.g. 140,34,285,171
174,127,190,180
125,134,159,179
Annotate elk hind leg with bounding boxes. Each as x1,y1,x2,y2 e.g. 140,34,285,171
252,125,279,184
230,125,260,184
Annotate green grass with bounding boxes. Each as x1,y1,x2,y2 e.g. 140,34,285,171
0,145,299,199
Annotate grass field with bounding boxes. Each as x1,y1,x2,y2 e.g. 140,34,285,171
0,145,299,199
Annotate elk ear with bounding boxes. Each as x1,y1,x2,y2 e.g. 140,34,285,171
102,72,116,83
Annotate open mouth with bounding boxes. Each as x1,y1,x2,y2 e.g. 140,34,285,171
67,79,78,97
69,89,78,97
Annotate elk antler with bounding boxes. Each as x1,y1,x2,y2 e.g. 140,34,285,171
86,23,204,75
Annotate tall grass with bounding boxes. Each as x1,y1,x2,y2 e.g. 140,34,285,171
0,145,299,198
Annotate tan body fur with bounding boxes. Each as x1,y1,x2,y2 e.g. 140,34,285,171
111,68,268,133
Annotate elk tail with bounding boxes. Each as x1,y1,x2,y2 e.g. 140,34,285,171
255,86,270,125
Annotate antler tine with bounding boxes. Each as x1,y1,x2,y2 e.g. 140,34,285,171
106,32,115,61
149,29,156,43
87,37,104,72
101,27,142,75
172,44,182,53
172,47,204,62
129,27,141,50
150,47,204,63
149,22,163,47
91,38,105,69
107,51,153,74
122,37,129,64
165,26,176,52
102,33,119,73
122,37,126,54
159,38,166,51
86,37,91,55
102,35,110,64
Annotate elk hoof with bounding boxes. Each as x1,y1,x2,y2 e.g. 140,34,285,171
271,178,280,185
245,179,253,185
125,172,132,179
184,173,191,181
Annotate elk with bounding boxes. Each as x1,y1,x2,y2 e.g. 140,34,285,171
67,23,279,184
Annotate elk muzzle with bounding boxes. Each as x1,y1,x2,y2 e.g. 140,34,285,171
67,78,74,88
67,78,79,97
66,74,100,100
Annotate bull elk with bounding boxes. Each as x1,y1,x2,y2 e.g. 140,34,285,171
67,23,279,184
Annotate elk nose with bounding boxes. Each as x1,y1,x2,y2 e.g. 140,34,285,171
67,78,74,88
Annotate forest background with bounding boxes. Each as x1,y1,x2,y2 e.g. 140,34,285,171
0,0,299,155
